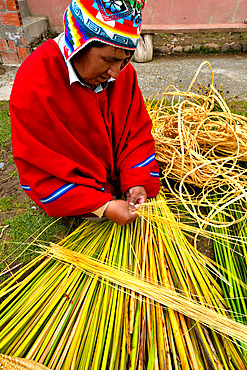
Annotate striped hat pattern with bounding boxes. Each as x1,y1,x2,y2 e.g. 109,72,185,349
63,0,146,60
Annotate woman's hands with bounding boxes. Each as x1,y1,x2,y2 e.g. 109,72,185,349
104,186,147,225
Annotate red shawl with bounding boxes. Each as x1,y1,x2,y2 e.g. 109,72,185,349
10,40,160,217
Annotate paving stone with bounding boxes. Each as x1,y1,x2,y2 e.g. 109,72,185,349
22,17,49,46
243,43,247,52
184,45,193,52
204,43,221,51
230,43,242,51
156,46,170,54
221,43,230,52
173,46,183,53
193,44,202,51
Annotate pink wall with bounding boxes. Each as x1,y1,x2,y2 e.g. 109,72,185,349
142,0,246,25
27,0,247,32
27,0,69,31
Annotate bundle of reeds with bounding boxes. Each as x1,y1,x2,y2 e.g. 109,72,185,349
147,61,247,228
0,193,246,369
0,354,50,369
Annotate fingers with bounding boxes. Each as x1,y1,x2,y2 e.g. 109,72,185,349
128,202,139,213
104,199,138,225
127,186,147,206
103,187,147,225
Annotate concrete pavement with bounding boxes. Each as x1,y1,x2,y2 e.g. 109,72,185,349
132,53,247,100
0,53,247,101
0,65,18,101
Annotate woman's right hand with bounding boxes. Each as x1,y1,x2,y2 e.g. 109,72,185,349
104,199,138,225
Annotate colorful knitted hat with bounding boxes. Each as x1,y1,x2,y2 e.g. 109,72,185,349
63,0,146,60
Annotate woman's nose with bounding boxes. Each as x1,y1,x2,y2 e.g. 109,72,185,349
107,62,122,79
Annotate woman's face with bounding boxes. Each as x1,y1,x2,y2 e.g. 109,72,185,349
72,45,132,88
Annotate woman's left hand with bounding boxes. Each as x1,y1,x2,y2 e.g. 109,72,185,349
125,186,147,210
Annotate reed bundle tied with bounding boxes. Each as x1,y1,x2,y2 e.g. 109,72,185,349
0,353,50,369
148,61,247,227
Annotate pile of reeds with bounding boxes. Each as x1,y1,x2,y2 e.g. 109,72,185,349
1,62,247,369
0,193,246,369
147,61,247,228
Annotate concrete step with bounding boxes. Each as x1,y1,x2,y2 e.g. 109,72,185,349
18,0,29,18
22,16,49,46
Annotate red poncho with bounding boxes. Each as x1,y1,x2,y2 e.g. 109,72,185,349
10,39,160,217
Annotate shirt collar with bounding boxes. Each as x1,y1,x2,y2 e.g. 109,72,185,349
58,34,115,93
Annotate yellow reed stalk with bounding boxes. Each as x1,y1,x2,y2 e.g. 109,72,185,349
156,304,173,369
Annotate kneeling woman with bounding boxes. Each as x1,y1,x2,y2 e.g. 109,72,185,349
10,0,160,225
